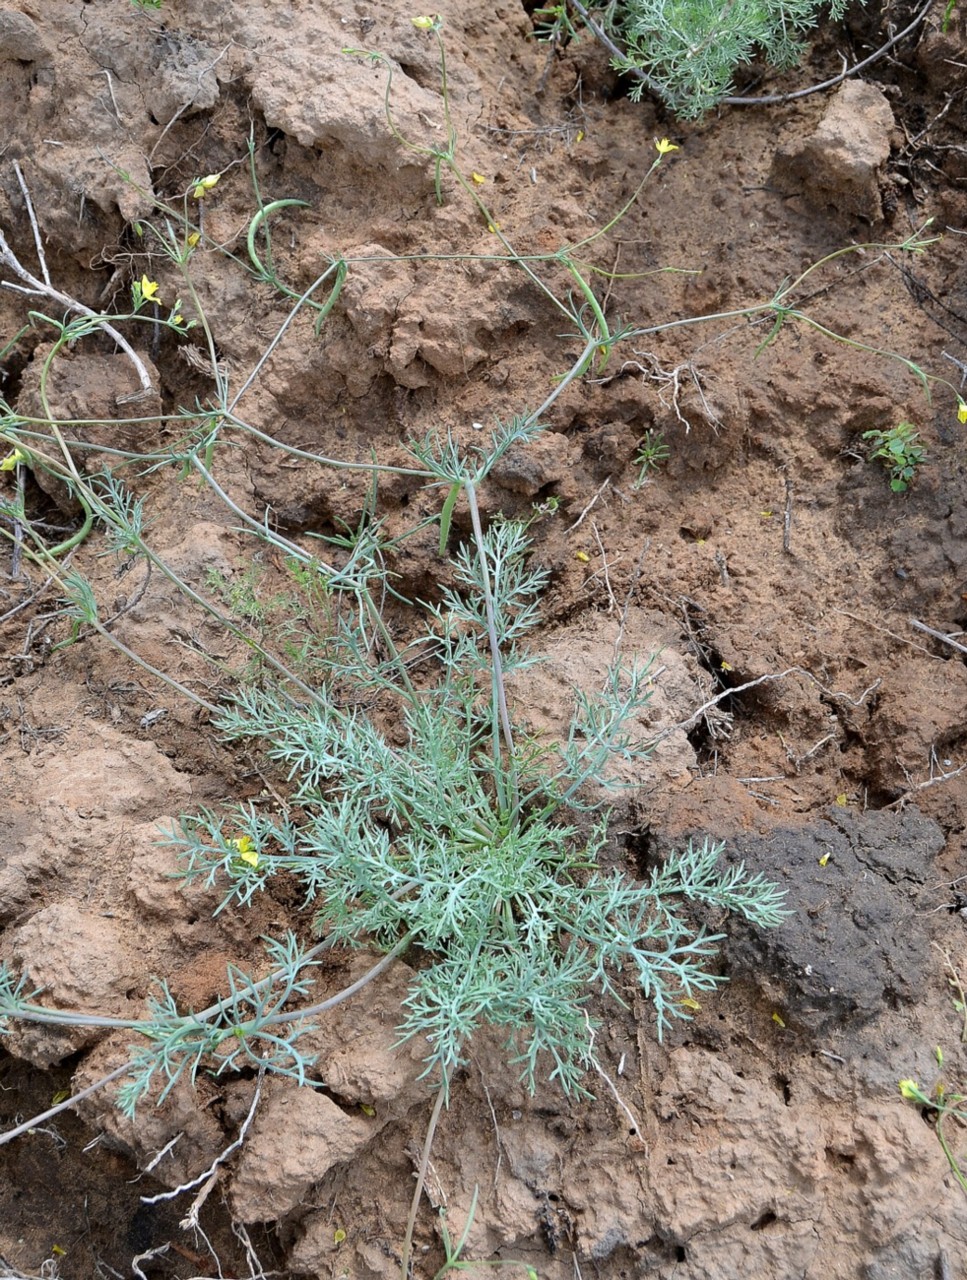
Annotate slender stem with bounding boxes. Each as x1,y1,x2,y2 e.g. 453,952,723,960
936,1112,967,1197
0,1062,133,1149
86,620,220,713
400,1072,449,1280
259,936,410,1026
464,482,518,820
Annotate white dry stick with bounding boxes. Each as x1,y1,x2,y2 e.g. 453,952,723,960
585,1018,645,1144
1,168,154,394
140,1062,267,1208
648,667,881,750
910,618,967,657
567,477,611,533
131,1244,171,1280
140,1131,184,1175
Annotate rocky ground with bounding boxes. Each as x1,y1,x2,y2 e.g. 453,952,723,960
1,1,967,1277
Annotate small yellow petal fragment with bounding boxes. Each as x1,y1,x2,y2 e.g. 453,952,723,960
51,1246,67,1258
0,448,27,471
360,1103,376,1117
575,550,590,563
834,793,848,807
487,222,501,233
231,835,259,868
655,137,679,154
760,510,773,518
959,401,967,424
51,1090,71,1105
187,231,201,248
679,996,702,1011
772,1012,786,1028
818,852,830,867
575,129,585,143
720,661,732,672
192,173,220,199
471,172,486,184
334,1229,347,1245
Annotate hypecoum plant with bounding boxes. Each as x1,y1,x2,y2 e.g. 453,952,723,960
1,18,965,1278
0,40,786,1139
2,17,965,1125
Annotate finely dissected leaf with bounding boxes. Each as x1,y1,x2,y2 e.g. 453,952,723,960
609,0,854,117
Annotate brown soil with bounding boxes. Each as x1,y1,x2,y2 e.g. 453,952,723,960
2,1,967,1277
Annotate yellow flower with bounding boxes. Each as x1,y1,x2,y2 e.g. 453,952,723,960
487,221,501,233
898,1079,925,1102
186,231,201,249
230,835,259,868
0,447,27,471
655,138,679,155
958,400,967,424
411,14,440,29
192,173,220,199
140,275,161,304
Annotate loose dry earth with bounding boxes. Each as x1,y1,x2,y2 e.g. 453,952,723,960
2,1,967,1277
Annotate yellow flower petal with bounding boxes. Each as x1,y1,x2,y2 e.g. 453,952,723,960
0,448,27,471
471,172,486,184
192,174,220,199
898,1078,924,1101
655,137,679,155
230,835,259,868
958,401,967,424
140,275,161,304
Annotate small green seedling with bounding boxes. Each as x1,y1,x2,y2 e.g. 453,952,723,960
862,421,926,492
633,429,670,487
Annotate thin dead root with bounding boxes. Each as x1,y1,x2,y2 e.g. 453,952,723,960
140,1061,266,1208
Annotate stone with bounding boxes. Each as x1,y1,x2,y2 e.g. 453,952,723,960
771,82,895,222
0,9,50,63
